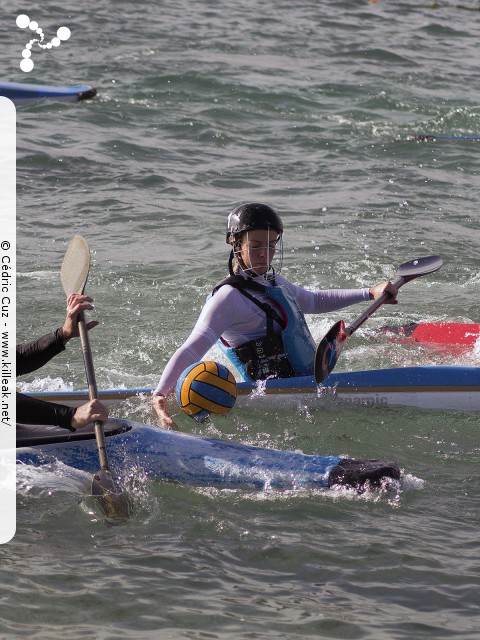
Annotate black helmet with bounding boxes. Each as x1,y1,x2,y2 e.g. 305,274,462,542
226,203,283,243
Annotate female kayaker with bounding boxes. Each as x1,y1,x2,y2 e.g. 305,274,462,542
153,203,398,429
17,293,109,431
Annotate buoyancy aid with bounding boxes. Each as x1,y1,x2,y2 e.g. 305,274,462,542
211,275,317,381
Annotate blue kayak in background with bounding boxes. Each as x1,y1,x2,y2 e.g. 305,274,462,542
0,81,96,105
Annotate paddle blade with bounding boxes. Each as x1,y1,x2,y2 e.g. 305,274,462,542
92,470,132,519
395,255,443,281
61,235,90,296
314,320,347,383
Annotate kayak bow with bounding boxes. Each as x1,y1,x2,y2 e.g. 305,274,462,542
0,82,96,105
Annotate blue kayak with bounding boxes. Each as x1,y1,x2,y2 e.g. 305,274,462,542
16,419,400,491
0,81,96,105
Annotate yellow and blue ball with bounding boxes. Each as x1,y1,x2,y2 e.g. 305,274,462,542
176,361,238,422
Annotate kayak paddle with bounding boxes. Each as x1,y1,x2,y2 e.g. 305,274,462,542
314,255,443,383
61,235,131,518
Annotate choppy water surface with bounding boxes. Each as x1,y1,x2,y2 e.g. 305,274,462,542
8,1,480,638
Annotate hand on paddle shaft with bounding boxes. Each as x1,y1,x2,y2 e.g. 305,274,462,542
61,293,99,343
61,235,131,518
71,399,109,430
59,293,110,430
368,281,399,305
314,256,443,383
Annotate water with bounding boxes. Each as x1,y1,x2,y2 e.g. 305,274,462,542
7,0,480,637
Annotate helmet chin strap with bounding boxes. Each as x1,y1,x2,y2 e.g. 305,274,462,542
228,250,236,276
241,265,276,281
231,253,276,281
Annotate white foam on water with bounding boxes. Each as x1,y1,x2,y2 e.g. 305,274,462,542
16,458,91,498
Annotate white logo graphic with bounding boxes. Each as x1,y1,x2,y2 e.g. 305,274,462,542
16,14,71,73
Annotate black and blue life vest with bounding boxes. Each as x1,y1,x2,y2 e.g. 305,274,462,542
211,275,316,381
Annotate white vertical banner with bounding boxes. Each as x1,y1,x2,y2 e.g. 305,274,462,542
0,97,16,543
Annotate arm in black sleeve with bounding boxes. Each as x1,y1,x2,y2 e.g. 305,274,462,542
16,392,76,431
16,328,66,376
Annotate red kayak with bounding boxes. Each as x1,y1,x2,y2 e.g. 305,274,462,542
381,322,480,353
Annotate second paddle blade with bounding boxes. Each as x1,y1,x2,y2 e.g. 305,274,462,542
92,470,132,519
314,320,347,383
394,255,443,280
61,235,90,296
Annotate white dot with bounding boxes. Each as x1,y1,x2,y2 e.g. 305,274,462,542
57,26,71,41
29,21,38,30
16,14,30,29
46,42,52,49
22,49,31,58
36,28,42,34
26,43,32,49
51,37,61,47
20,58,34,72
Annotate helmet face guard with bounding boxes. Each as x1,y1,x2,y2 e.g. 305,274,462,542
226,203,284,280
232,230,283,280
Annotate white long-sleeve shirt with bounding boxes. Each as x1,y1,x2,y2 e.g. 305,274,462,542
154,273,370,396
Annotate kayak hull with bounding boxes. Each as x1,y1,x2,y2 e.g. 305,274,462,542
17,419,344,490
27,366,480,412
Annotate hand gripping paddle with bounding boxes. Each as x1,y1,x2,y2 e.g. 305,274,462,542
314,255,443,383
61,235,131,518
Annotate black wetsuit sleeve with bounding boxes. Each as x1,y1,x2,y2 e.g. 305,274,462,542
16,329,66,376
16,328,75,430
16,392,76,431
